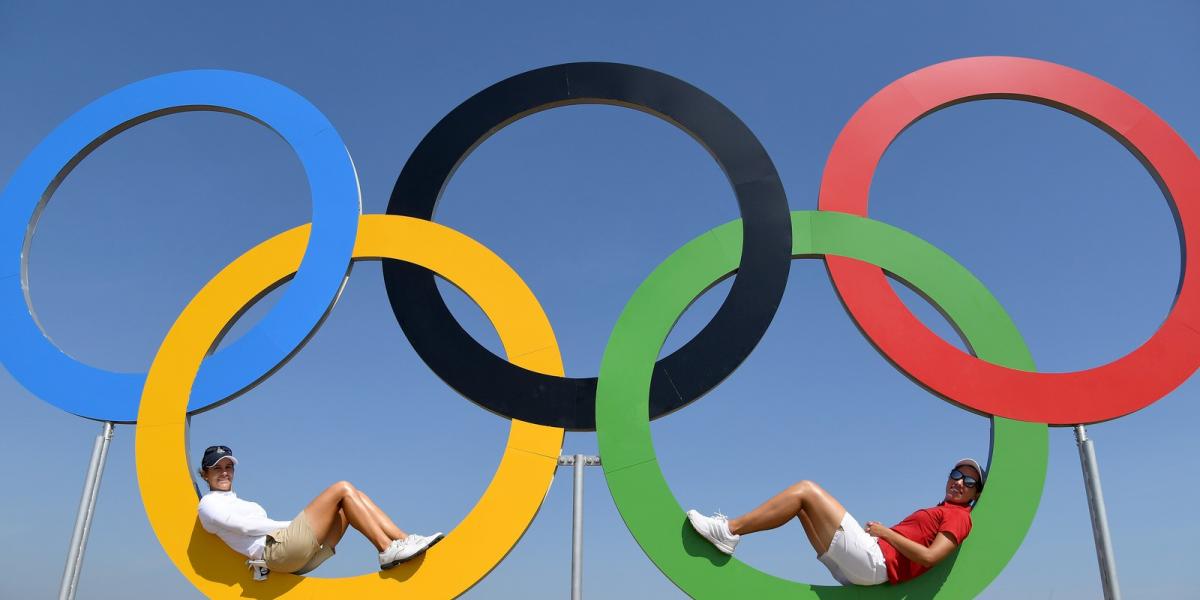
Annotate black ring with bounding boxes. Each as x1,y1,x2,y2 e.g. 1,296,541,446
384,62,791,430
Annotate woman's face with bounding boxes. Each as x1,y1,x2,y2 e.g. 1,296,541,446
944,464,980,505
202,458,235,491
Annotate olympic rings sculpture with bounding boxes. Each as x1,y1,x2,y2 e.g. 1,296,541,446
4,56,1194,598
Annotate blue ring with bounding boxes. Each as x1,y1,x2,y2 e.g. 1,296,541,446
0,70,360,422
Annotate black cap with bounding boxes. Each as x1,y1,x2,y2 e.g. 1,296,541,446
201,445,238,469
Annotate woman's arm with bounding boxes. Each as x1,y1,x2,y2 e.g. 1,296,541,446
216,511,291,537
199,498,290,537
865,522,959,568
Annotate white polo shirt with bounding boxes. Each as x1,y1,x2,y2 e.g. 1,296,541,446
197,490,291,559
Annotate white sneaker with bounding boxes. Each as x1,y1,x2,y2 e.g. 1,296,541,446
379,532,446,569
686,510,740,555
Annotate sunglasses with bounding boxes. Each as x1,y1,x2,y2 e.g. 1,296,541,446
949,469,979,489
205,445,232,454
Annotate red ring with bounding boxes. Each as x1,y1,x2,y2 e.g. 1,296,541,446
819,56,1200,425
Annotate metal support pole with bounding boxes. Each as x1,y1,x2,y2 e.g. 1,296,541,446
559,454,600,600
59,421,114,600
572,454,584,600
1073,425,1121,600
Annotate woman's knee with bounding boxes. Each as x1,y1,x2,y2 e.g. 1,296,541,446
327,480,357,497
788,480,824,498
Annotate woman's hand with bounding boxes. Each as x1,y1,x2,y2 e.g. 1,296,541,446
865,521,959,568
864,521,893,541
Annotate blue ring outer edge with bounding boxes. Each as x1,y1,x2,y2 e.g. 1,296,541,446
0,70,360,422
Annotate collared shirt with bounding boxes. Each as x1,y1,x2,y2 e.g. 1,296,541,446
877,501,973,584
197,490,291,559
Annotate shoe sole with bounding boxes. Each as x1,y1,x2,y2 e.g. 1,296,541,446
380,533,446,570
686,512,735,555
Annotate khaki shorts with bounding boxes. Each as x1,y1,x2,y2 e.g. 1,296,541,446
263,511,335,575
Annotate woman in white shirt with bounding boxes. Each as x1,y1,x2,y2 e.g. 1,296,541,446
196,445,442,574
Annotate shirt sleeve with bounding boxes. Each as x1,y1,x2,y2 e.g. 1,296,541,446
938,509,972,545
197,499,218,534
198,498,290,537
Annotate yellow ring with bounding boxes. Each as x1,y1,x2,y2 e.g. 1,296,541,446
136,214,565,597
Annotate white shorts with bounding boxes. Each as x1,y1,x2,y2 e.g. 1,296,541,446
817,512,888,586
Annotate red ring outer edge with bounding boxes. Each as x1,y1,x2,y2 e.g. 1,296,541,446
818,56,1200,425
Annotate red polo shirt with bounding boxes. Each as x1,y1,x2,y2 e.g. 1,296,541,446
877,502,972,584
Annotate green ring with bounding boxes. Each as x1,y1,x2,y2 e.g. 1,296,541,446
596,211,1048,598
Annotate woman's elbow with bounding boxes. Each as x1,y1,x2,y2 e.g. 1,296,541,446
914,551,943,568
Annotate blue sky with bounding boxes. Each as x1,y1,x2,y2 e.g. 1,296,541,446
2,1,1198,598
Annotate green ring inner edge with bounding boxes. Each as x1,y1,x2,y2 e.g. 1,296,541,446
596,211,1048,598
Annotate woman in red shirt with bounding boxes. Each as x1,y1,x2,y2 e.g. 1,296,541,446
687,458,982,586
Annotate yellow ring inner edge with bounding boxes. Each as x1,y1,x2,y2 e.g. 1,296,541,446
136,214,565,597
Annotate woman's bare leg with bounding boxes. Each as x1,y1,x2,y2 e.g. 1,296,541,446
320,507,350,548
303,481,391,552
796,509,824,555
726,480,847,555
356,489,407,540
